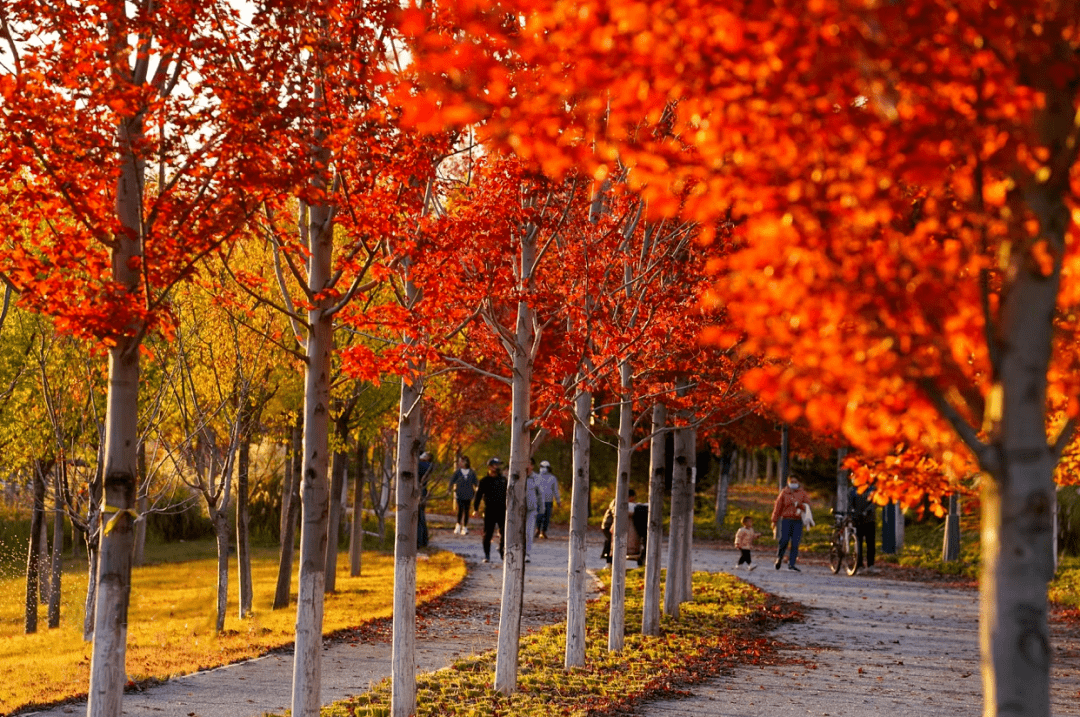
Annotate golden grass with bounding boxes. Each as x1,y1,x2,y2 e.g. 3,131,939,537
0,544,465,714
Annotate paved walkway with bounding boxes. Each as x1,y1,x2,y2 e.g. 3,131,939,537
24,520,1080,717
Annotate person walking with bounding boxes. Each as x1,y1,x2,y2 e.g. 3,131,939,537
734,515,760,570
771,475,811,571
534,460,561,539
849,483,877,570
473,457,508,563
524,459,543,562
449,456,479,535
417,451,433,548
600,489,636,565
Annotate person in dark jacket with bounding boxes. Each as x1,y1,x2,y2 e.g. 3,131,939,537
472,457,508,563
417,452,433,548
449,455,479,535
849,483,876,570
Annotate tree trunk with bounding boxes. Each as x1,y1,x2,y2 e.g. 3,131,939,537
494,223,537,695
291,196,334,717
564,381,592,668
237,428,253,618
38,503,50,605
87,451,137,717
324,414,349,593
765,451,774,486
24,464,44,634
682,428,695,601
664,426,692,616
274,414,303,610
132,443,147,567
607,358,633,652
714,449,731,527
836,447,850,513
349,440,366,577
82,529,99,642
391,361,422,717
779,424,790,490
642,402,666,636
48,469,64,629
213,508,230,633
943,493,961,563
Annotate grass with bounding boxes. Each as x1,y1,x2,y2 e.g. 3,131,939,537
0,541,465,714
318,568,799,717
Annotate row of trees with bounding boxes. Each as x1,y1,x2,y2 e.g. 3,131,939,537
4,1,1079,716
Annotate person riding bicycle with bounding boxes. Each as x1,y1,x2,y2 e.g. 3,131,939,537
849,483,877,570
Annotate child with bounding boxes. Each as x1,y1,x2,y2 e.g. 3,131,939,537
734,515,760,571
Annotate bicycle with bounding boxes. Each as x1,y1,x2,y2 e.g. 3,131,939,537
829,510,859,575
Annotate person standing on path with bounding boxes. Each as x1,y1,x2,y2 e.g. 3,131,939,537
450,455,479,535
771,475,811,571
734,515,760,570
417,451,433,548
849,483,876,570
473,457,508,563
524,459,543,562
534,459,561,539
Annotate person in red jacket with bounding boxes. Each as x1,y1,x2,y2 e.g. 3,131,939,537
771,475,811,571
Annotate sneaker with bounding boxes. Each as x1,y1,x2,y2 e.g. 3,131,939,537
454,524,461,535
774,558,782,570
788,565,800,572
525,555,531,563
748,564,757,571
482,557,490,563
461,527,468,536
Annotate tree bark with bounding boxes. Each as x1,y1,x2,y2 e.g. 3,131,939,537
37,500,50,606
607,358,633,652
642,402,666,636
274,414,303,610
237,427,253,618
714,449,731,527
664,426,692,616
48,468,63,629
391,362,422,717
212,508,230,633
132,443,147,567
349,440,366,577
779,424,790,490
836,447,850,513
291,193,334,717
943,493,961,563
564,380,592,668
24,463,44,634
493,221,537,695
324,412,350,593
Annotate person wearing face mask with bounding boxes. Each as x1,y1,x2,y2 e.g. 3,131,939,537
771,475,812,571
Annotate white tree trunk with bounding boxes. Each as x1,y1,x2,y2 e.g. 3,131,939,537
664,426,692,616
48,473,63,629
87,86,144,715
212,509,229,633
391,365,421,717
564,381,592,668
349,441,365,577
682,428,696,602
237,432,253,619
494,226,537,694
642,402,666,636
606,358,633,652
290,193,334,717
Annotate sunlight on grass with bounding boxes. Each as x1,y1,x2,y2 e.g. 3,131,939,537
0,543,465,713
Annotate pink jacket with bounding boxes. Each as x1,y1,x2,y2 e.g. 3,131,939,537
734,526,759,550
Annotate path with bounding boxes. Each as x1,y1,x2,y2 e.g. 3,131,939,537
640,551,1080,717
23,520,1080,717
24,518,591,717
